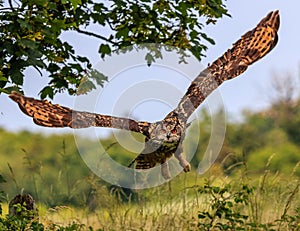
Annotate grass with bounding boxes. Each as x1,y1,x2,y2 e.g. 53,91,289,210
38,173,300,230
1,157,300,230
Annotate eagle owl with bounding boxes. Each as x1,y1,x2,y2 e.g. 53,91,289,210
9,11,280,179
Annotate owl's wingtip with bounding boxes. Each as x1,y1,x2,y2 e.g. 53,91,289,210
262,10,280,32
271,10,280,31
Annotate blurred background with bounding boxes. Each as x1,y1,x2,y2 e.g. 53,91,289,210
0,1,300,229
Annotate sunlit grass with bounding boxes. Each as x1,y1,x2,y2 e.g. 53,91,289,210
1,154,300,230
3,164,300,230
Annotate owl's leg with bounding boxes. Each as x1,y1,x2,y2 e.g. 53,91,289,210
161,161,171,179
174,145,191,172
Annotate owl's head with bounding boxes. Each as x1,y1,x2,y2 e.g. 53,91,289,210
149,117,185,144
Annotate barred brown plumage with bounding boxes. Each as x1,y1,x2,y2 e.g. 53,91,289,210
9,11,280,179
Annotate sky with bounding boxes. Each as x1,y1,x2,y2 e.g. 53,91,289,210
0,0,299,137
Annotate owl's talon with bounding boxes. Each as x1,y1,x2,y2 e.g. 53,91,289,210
183,163,191,172
174,149,191,173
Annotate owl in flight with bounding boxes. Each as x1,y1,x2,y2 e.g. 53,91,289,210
10,11,280,179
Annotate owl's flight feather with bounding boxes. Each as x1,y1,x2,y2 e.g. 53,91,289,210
9,11,280,178
9,92,151,134
168,10,280,121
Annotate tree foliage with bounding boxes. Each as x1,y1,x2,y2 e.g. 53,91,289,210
0,0,229,98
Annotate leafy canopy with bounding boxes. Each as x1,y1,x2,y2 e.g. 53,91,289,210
0,0,228,98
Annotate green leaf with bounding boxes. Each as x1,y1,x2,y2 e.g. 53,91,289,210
145,53,155,66
190,30,198,40
10,71,24,85
30,59,46,69
94,3,106,12
48,63,60,72
200,32,215,45
77,78,96,95
98,44,111,58
34,0,48,6
91,13,106,25
116,27,130,39
90,70,108,86
70,0,82,9
76,56,90,63
40,86,54,99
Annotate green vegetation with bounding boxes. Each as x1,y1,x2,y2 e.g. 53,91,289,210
0,169,300,230
0,75,300,230
0,0,297,229
0,0,228,97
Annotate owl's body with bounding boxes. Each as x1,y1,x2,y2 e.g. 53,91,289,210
9,11,280,179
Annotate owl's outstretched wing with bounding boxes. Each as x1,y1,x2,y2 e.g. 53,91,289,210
9,91,150,135
168,10,280,122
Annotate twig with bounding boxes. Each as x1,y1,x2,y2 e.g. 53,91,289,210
8,0,15,11
76,28,118,45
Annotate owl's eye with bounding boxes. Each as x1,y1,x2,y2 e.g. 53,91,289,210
171,129,177,134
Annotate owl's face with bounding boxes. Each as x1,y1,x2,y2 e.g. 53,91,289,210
141,119,183,155
149,118,185,143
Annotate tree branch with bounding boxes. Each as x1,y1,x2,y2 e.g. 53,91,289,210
76,28,118,45
8,0,15,11
0,7,15,11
